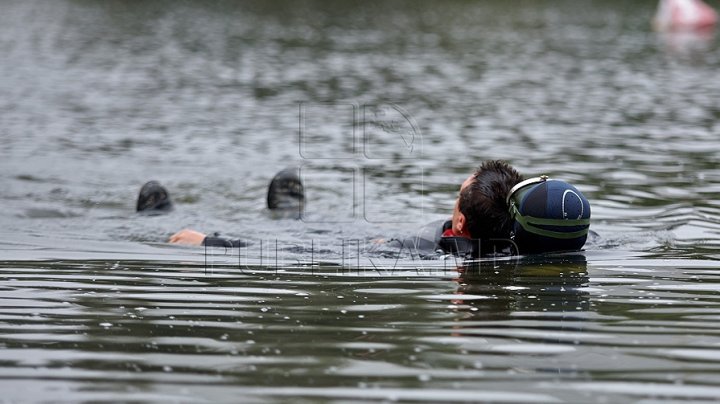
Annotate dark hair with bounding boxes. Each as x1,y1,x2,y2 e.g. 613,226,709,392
458,160,523,241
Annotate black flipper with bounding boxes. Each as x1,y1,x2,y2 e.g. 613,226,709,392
137,181,173,214
267,167,304,218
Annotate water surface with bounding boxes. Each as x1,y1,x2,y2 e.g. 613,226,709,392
1,0,720,402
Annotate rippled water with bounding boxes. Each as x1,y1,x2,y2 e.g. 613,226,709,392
2,0,720,401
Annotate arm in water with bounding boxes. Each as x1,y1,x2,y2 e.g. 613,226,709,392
169,229,248,248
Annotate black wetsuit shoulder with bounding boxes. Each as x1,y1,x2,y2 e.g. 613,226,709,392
389,219,476,257
391,219,446,252
392,220,520,258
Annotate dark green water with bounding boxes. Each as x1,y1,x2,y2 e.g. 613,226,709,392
2,0,720,401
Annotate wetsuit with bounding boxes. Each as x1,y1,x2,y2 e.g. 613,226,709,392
387,219,506,258
201,220,508,257
203,234,249,248
200,220,472,256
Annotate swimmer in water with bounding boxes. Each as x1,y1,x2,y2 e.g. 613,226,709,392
384,160,591,256
389,160,524,257
145,160,590,255
157,161,522,252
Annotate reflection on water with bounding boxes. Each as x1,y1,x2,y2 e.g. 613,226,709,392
658,29,717,57
1,0,720,401
3,256,720,402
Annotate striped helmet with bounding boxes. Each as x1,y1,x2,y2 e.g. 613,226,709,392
507,176,591,254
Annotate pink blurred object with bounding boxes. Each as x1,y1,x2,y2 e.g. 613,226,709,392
653,0,718,31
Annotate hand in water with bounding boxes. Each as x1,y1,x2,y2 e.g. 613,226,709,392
169,229,206,246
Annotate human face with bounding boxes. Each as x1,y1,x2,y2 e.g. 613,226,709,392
451,174,474,236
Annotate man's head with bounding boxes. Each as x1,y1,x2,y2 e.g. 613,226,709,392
452,160,523,240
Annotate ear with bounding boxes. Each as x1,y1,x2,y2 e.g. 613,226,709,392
456,212,466,234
